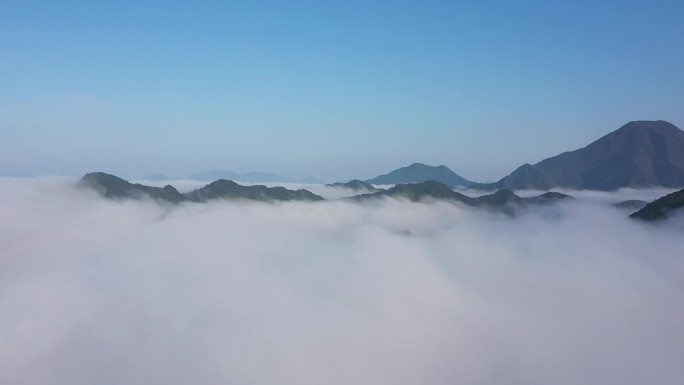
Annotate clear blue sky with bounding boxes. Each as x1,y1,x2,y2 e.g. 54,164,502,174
1,0,683,182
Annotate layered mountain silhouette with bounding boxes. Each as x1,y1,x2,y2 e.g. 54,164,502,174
79,172,571,215
472,120,684,191
365,163,473,187
78,172,684,222
80,172,187,203
352,180,572,208
630,188,684,221
185,180,323,202
80,172,324,203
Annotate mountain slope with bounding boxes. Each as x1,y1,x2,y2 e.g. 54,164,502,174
630,188,684,221
80,173,324,203
354,180,474,204
184,180,324,202
80,172,186,203
365,163,473,187
474,120,684,191
352,181,572,208
326,179,378,192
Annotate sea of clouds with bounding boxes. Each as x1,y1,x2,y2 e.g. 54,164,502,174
1,177,683,385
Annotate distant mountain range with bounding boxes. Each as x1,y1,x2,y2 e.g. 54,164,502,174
147,170,324,184
472,120,684,191
79,172,684,221
364,163,473,187
143,120,684,192
351,180,572,209
81,172,323,203
79,173,569,213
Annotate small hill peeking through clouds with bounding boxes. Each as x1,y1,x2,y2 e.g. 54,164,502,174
365,163,473,187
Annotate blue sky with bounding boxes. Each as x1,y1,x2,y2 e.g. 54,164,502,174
1,0,683,182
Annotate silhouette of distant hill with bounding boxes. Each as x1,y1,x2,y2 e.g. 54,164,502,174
326,180,378,192
81,172,323,203
472,120,684,191
365,163,472,187
352,181,572,209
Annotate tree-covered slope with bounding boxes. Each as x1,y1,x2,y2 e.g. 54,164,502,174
80,172,186,203
80,173,324,203
352,181,572,208
184,180,324,202
326,179,378,192
630,189,684,221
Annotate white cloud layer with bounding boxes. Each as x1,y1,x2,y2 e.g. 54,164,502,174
1,177,683,385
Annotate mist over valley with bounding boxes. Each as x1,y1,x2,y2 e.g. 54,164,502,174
1,176,683,384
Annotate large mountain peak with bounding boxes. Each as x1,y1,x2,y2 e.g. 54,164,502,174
615,120,680,133
473,120,684,191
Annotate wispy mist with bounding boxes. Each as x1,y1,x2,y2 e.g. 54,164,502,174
1,177,683,385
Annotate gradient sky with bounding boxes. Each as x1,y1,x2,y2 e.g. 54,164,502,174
1,0,683,182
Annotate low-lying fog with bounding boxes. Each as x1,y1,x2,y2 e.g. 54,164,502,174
2,177,683,385
133,178,679,203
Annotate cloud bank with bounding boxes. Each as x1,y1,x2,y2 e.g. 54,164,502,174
1,177,683,385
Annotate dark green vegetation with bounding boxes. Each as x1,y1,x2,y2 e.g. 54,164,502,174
80,172,186,203
365,163,473,188
472,121,684,191
356,180,465,202
326,179,378,192
352,180,572,208
630,189,684,221
80,173,572,215
83,173,684,223
185,179,323,202
473,189,523,206
523,192,574,205
80,172,324,203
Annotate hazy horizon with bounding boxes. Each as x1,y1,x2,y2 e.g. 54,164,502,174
2,120,682,183
2,1,684,181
